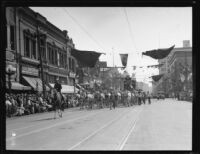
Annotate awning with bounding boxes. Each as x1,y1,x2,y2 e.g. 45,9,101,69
49,83,79,94
6,82,31,90
23,76,50,91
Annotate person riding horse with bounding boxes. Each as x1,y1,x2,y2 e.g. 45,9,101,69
54,78,65,110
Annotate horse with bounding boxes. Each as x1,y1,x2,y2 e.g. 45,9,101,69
86,93,94,109
50,88,64,119
94,91,104,109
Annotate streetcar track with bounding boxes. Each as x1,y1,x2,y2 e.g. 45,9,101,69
6,109,105,132
118,108,143,150
67,107,139,150
6,107,137,141
6,109,108,141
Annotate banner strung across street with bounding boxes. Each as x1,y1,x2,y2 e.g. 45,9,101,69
71,49,102,67
151,74,164,82
142,45,175,59
120,54,128,67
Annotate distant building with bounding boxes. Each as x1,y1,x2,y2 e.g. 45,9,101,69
136,81,151,92
154,40,192,97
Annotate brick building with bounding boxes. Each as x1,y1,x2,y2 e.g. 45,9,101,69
153,40,192,98
5,7,77,93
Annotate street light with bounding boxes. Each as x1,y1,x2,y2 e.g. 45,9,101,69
6,65,16,94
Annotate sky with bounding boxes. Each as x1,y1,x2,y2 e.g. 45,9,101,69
30,7,192,86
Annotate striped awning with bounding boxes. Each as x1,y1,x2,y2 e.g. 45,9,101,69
6,82,31,90
23,76,50,91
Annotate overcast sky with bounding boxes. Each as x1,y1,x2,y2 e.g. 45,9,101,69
30,7,192,85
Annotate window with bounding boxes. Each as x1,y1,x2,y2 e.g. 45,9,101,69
40,38,46,61
31,40,36,59
69,58,71,70
24,30,36,59
64,54,67,69
24,35,30,57
55,49,58,66
72,59,75,72
10,25,15,50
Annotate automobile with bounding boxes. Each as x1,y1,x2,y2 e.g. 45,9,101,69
159,94,165,99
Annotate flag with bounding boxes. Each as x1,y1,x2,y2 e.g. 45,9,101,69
71,49,102,67
151,74,163,82
142,45,175,59
120,54,128,67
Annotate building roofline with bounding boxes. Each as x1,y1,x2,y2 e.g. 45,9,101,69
26,7,68,39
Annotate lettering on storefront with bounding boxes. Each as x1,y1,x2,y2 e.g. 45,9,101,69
22,66,39,76
49,67,68,76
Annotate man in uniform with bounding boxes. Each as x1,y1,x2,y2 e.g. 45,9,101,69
54,78,62,93
54,78,65,110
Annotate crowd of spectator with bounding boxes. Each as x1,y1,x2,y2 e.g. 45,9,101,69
5,92,79,118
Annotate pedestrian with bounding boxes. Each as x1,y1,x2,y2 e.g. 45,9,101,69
6,94,12,117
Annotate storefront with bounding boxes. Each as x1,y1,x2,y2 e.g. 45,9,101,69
21,61,50,92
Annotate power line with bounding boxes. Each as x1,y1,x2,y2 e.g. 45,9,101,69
62,8,106,52
123,8,138,54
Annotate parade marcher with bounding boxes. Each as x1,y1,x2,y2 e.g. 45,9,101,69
138,91,142,105
110,91,115,110
147,91,151,104
142,92,146,104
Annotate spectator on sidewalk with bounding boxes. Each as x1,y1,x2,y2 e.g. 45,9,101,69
6,94,12,117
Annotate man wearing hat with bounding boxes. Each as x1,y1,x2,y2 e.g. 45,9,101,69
54,78,65,109
54,78,62,93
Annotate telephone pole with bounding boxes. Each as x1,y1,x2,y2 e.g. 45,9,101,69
37,24,46,98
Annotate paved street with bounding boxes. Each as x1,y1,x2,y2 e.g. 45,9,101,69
6,99,192,150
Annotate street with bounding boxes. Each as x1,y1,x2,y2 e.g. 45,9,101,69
6,98,192,150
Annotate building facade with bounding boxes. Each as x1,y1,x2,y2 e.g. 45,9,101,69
5,7,77,92
153,40,192,98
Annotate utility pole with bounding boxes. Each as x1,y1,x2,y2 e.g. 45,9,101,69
37,25,46,98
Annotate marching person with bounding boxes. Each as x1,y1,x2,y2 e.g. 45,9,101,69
147,91,151,104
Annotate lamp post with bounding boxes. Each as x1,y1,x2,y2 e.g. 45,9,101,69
6,65,16,94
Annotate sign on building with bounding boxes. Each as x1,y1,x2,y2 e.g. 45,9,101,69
22,66,39,76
